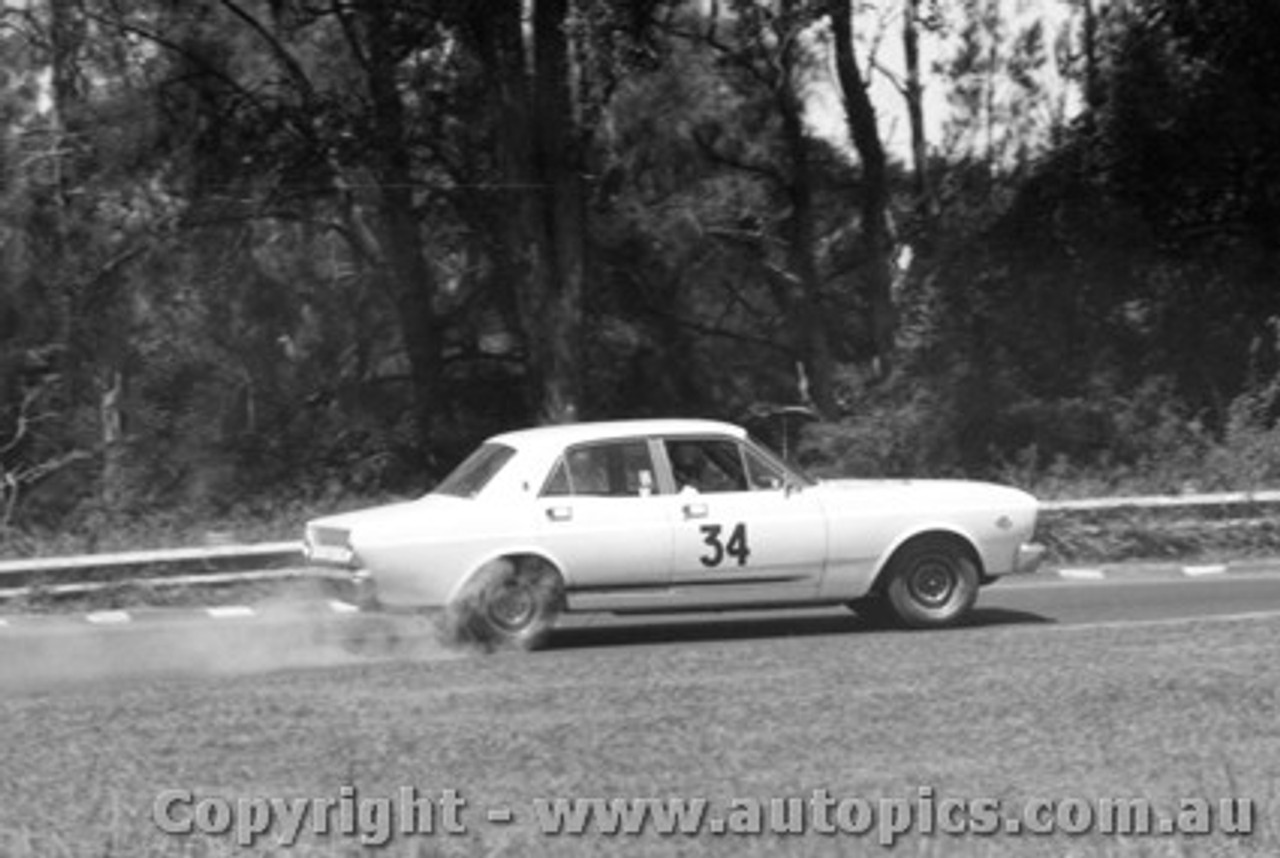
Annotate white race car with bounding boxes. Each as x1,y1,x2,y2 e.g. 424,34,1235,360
305,419,1044,649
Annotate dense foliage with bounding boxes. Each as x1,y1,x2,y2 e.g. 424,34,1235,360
1,0,1278,540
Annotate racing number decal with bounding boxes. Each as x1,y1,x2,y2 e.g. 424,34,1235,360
699,523,751,567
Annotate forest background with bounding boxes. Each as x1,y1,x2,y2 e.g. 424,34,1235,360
3,0,1279,551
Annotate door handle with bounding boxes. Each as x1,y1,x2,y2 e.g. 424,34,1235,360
682,502,709,519
546,506,573,522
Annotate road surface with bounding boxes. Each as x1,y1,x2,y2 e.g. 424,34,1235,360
2,564,1280,685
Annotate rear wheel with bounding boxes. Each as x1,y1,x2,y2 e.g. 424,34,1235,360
445,557,564,651
882,537,980,629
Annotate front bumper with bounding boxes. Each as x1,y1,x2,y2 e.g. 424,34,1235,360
343,568,380,609
1013,542,1047,575
308,566,380,609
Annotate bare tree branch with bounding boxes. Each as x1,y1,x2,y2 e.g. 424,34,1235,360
84,10,270,115
331,0,370,73
691,127,785,184
220,0,318,104
0,386,41,460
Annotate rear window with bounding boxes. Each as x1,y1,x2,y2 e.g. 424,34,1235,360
434,443,516,498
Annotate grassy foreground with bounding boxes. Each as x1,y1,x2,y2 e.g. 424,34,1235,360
0,611,1277,856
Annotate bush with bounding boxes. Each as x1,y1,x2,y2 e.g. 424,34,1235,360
1201,376,1280,490
797,378,964,480
798,368,1280,501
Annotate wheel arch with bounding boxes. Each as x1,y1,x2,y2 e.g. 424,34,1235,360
445,548,568,606
869,528,985,596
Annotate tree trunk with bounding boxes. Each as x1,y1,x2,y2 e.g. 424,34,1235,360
1080,0,1103,138
902,0,938,229
359,0,446,450
525,0,586,424
775,9,837,415
831,0,896,375
469,0,585,425
99,371,126,506
479,0,537,407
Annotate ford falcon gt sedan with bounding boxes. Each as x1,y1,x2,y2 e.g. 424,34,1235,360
304,419,1045,649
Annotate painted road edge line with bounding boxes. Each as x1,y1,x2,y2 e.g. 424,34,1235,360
1,600,361,628
206,605,257,619
85,610,131,624
1040,559,1268,582
1058,568,1106,580
1183,564,1227,577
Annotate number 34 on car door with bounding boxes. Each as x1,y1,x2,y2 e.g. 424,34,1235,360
664,437,828,599
698,522,751,567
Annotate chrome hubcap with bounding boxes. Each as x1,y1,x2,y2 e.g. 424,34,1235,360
488,584,536,630
908,560,955,607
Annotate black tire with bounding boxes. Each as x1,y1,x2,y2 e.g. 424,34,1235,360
445,558,564,651
882,537,980,629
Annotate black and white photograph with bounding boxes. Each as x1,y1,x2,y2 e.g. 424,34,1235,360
1,0,1277,854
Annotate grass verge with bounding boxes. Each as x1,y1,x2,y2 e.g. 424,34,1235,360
0,611,1276,855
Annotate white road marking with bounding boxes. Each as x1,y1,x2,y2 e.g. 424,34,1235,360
997,565,1280,590
85,610,131,624
1183,564,1227,577
328,600,360,614
1057,568,1105,580
206,606,256,619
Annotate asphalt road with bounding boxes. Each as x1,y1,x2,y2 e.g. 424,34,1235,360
543,566,1280,649
2,564,1280,687
984,569,1280,627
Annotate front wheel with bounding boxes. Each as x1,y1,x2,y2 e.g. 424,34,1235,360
882,538,980,629
445,558,564,651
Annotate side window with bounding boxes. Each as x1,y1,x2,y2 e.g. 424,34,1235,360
540,441,656,498
542,459,572,496
666,439,749,493
743,446,788,490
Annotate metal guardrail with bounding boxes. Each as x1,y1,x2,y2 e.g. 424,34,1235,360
1,489,1278,600
1040,489,1280,513
0,541,306,600
0,541,302,579
0,568,314,601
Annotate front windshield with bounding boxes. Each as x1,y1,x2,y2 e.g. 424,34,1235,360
747,435,817,488
433,443,516,498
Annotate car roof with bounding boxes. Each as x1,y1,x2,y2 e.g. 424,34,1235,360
487,418,747,452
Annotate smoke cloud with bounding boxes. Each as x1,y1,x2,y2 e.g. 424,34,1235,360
0,602,460,691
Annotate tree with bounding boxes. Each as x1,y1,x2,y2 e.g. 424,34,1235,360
487,0,592,424
1,0,183,521
910,0,1280,470
830,0,896,375
902,0,938,227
